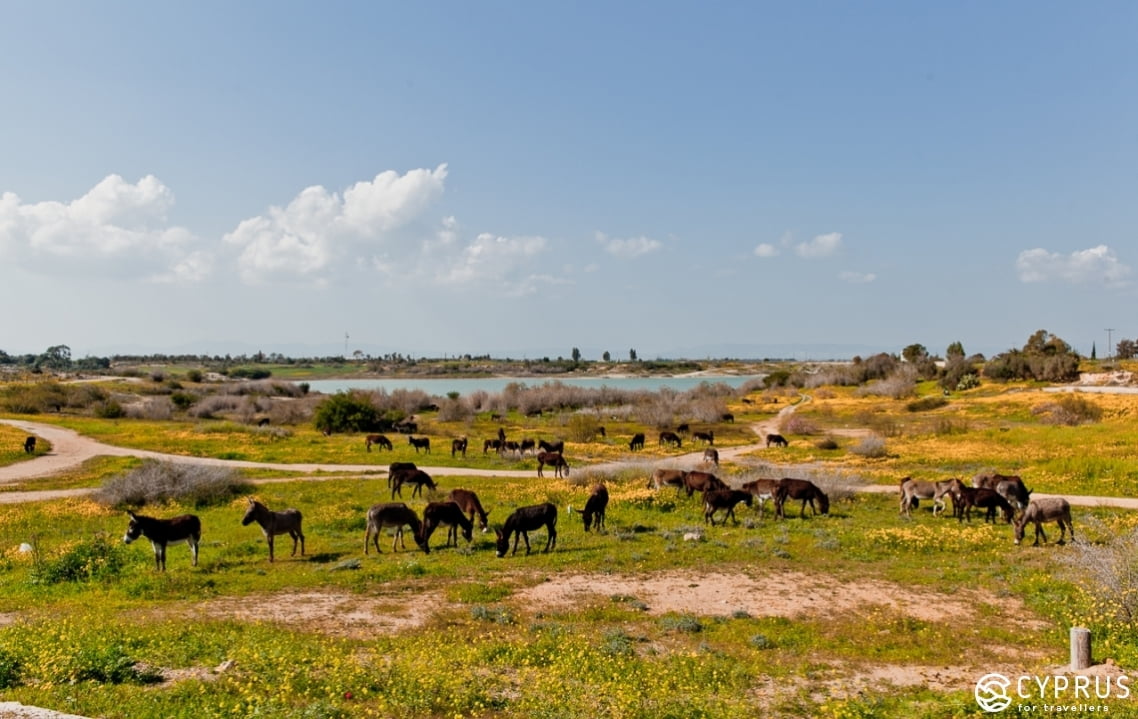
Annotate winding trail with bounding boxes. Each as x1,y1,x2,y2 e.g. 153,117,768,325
3,405,1137,510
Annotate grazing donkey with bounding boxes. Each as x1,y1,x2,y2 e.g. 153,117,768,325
422,501,475,549
628,433,646,451
408,435,431,454
703,489,753,526
1014,498,1074,546
766,434,789,448
391,468,436,500
692,430,714,445
495,503,558,557
365,434,393,452
702,448,719,467
23,436,36,454
123,511,201,571
580,484,609,532
241,498,304,562
774,478,829,519
447,488,491,533
364,503,429,554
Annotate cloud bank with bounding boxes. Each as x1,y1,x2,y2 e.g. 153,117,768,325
1015,245,1131,287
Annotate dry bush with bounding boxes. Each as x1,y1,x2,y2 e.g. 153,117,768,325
221,380,306,398
188,395,243,419
436,396,474,422
1032,395,1103,426
813,388,836,400
94,460,251,509
850,435,888,458
780,415,819,436
125,398,173,421
1060,521,1138,623
815,437,839,450
268,397,317,425
854,366,918,399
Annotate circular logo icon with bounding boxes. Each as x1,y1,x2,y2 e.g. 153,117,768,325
975,673,1012,712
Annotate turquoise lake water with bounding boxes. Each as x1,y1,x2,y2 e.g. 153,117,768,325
304,375,762,396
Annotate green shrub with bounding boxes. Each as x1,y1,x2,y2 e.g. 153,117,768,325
906,396,947,412
30,535,127,585
94,399,126,419
0,647,22,689
170,391,196,410
229,367,272,380
66,644,161,685
567,413,602,442
312,391,384,434
185,368,204,383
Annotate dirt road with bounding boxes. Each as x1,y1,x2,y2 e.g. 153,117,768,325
3,408,1137,510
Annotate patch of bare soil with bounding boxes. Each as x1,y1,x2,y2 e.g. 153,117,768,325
517,569,1048,630
187,589,446,639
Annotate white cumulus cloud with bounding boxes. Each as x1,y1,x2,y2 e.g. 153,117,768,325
839,270,876,284
595,231,661,258
224,164,449,284
796,232,843,259
0,174,206,282
753,243,779,257
435,232,550,294
1015,245,1131,286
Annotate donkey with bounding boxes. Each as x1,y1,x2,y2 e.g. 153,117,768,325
495,503,558,557
365,434,393,452
579,484,609,532
451,437,468,457
364,503,429,554
628,433,646,451
537,451,570,478
123,511,201,571
23,436,36,454
648,468,688,492
683,470,725,498
658,431,682,448
703,489,753,526
1014,497,1074,546
518,438,536,456
774,478,829,519
740,478,780,519
952,483,1015,524
241,498,304,562
391,468,436,499
766,434,789,448
898,476,956,518
538,439,564,455
692,430,714,445
484,438,504,454
422,501,474,549
447,488,491,533
408,435,431,454
702,448,719,467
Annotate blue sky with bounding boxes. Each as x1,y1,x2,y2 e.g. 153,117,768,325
1,2,1135,361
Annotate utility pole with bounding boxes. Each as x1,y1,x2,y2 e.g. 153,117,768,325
345,332,349,357
1105,328,1115,365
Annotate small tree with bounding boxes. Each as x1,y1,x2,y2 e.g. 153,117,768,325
571,347,581,362
602,351,611,362
630,348,638,361
1117,339,1137,360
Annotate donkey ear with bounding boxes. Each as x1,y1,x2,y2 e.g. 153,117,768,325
127,510,138,519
